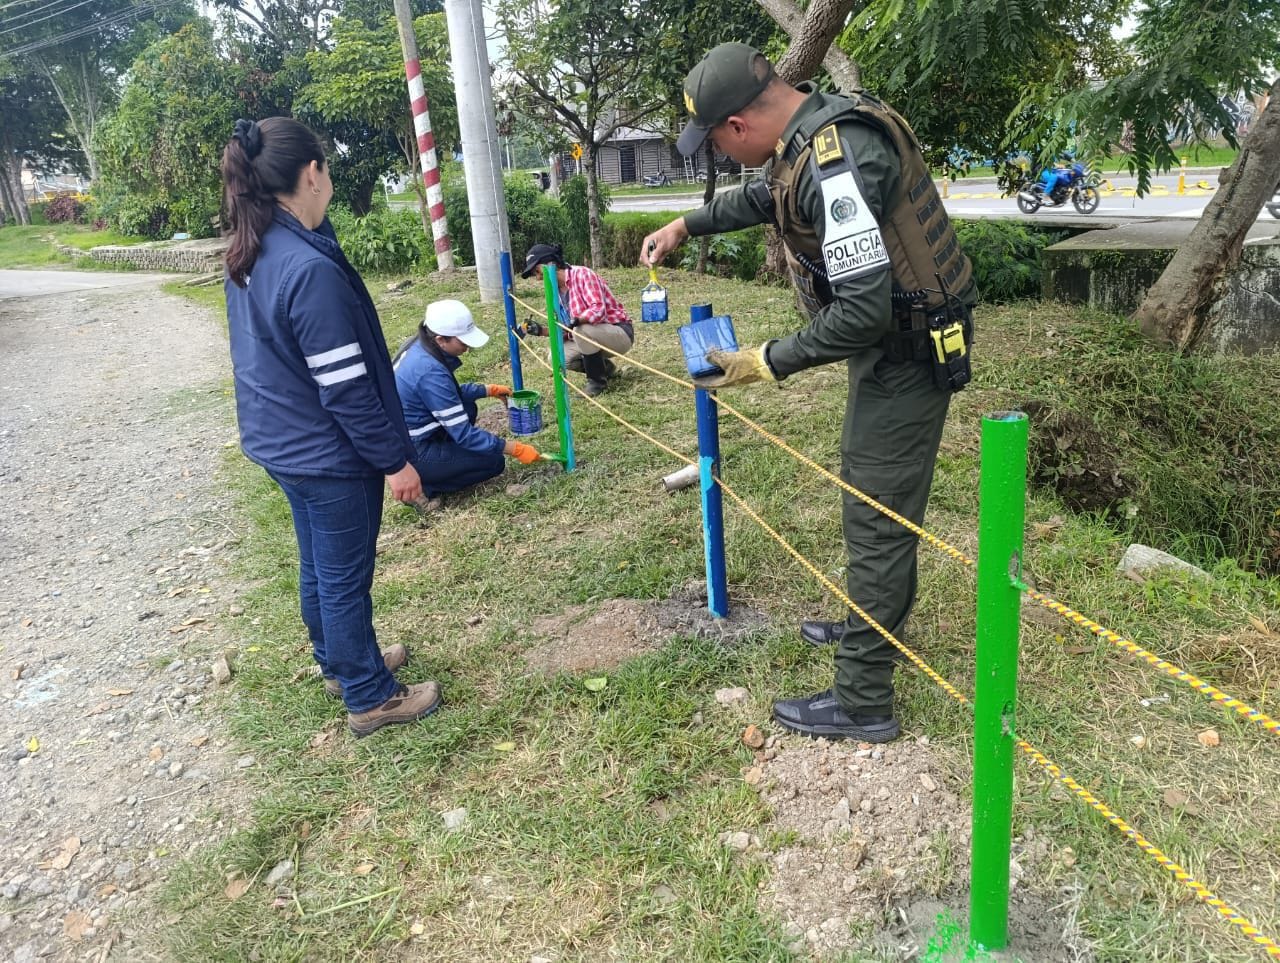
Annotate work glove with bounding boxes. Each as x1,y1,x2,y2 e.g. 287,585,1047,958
487,384,513,398
521,318,547,337
509,442,541,465
692,344,778,389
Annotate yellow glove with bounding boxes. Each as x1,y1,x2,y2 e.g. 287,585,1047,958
487,384,513,398
692,344,777,389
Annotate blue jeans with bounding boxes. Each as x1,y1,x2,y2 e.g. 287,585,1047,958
413,438,505,496
267,470,398,712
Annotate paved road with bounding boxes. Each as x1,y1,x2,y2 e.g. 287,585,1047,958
612,172,1280,226
0,269,173,300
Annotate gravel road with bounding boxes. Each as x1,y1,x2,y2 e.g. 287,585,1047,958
0,273,248,962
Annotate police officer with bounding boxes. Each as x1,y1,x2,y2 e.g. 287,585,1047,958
641,43,976,744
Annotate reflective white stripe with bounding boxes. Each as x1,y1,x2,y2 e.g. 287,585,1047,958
305,343,361,368
408,422,440,437
313,362,367,386
441,413,469,427
432,404,464,418
408,74,425,102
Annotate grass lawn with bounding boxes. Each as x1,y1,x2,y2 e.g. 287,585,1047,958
0,223,145,269
161,268,1279,961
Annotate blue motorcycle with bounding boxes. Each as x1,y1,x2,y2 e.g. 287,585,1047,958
1016,161,1101,214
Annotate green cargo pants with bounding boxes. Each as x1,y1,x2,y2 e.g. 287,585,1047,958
833,351,951,716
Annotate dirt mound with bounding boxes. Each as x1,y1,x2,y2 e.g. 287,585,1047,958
1023,400,1136,515
523,583,769,674
750,735,1090,961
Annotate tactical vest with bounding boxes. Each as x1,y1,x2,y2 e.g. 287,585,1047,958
766,86,972,319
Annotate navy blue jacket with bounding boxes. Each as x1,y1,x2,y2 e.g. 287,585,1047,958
226,212,413,478
394,340,504,457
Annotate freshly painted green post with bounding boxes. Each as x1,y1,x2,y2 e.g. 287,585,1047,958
969,410,1028,952
542,263,575,471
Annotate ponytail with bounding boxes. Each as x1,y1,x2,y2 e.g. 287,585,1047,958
220,117,326,287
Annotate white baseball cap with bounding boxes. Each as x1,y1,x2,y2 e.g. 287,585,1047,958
423,299,489,348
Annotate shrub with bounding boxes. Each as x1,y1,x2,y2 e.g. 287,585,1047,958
559,175,609,264
504,173,571,264
330,205,435,274
599,211,673,267
44,195,87,224
954,219,1065,302
679,228,766,282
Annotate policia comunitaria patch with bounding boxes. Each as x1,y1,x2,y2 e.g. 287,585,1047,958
811,124,890,285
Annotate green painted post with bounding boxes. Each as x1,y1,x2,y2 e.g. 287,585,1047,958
969,410,1028,952
542,264,575,471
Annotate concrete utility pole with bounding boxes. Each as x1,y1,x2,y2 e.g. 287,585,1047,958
444,0,510,301
393,0,453,271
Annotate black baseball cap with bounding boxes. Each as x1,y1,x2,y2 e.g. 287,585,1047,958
520,243,566,278
676,42,776,157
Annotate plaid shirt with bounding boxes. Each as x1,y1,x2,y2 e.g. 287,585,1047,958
562,264,631,329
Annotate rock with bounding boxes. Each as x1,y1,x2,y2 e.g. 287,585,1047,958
265,860,294,887
1130,734,1147,748
26,875,52,897
919,773,938,792
168,761,185,779
830,798,851,822
442,807,468,832
741,725,765,750
211,656,232,685
2,880,22,900
1117,544,1210,581
859,799,874,815
714,687,749,706
65,882,85,903
743,766,763,787
228,604,245,616
652,884,676,905
724,831,752,851
236,754,256,769
464,615,483,627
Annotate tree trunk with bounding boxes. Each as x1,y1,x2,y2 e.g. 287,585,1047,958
0,133,31,226
756,0,864,277
584,146,603,268
1132,78,1280,353
696,141,717,274
548,154,560,197
760,0,863,89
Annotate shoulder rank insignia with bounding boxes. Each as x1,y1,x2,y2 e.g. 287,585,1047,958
812,124,843,167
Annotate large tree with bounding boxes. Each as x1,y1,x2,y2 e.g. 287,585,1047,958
298,13,457,216
95,21,247,236
0,64,75,224
496,0,678,266
1,0,196,181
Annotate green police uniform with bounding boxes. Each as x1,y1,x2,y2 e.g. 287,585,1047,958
683,83,976,721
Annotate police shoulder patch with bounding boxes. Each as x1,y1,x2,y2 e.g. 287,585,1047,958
819,167,890,285
812,125,843,167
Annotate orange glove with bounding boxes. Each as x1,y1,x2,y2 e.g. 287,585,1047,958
509,442,540,464
487,384,513,398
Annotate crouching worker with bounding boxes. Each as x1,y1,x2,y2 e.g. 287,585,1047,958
520,243,634,396
394,299,541,503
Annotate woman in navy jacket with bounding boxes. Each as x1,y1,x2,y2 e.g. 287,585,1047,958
394,299,541,505
220,117,441,737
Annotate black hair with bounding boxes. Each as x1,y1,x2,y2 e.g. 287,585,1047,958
417,325,450,363
220,117,327,287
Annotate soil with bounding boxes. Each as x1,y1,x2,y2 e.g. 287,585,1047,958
0,275,246,962
522,583,770,675
746,734,1092,961
1022,400,1135,516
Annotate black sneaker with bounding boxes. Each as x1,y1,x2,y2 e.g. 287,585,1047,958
772,689,900,743
800,619,843,647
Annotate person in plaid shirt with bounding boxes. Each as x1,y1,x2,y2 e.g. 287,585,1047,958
520,243,634,396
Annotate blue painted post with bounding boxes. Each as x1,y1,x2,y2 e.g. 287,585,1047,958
499,252,523,391
692,302,728,618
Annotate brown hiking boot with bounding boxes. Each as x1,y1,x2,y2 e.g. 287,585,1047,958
324,643,409,698
347,681,441,738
